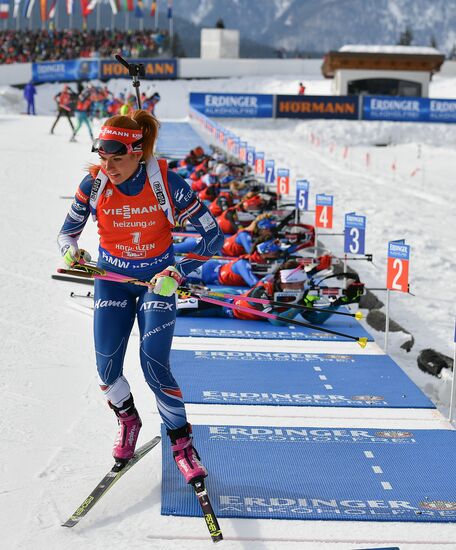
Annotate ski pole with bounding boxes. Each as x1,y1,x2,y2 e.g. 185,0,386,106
56,266,367,346
192,292,367,347
186,288,363,320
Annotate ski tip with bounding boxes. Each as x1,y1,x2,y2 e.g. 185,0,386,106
355,311,363,320
357,337,368,349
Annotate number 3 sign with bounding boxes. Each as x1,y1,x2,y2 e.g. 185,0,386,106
387,240,410,292
344,212,366,254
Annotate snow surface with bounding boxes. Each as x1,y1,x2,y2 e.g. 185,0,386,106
1,74,456,549
339,45,443,55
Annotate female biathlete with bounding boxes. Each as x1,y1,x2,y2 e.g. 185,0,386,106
58,110,224,484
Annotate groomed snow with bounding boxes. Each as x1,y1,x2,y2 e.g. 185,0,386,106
1,74,455,549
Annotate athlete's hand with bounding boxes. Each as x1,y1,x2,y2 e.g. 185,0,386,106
149,266,183,297
63,245,92,268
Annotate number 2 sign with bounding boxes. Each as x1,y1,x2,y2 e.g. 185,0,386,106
315,194,333,229
387,240,410,292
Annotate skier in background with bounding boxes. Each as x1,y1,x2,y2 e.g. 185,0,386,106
298,82,306,95
70,89,94,142
23,80,37,115
57,109,224,483
50,84,76,135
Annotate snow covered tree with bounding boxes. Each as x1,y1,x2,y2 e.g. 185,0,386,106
397,26,414,46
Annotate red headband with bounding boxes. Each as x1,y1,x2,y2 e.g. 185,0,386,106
98,126,143,145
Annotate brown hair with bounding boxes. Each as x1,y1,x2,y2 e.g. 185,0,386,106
103,109,160,162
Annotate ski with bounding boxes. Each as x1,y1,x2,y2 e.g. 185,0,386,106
192,478,223,543
62,436,161,528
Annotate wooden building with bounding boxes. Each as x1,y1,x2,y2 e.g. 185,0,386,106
322,45,445,97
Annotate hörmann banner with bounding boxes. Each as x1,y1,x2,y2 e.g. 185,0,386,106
99,58,178,80
189,92,274,118
276,95,358,119
363,95,456,123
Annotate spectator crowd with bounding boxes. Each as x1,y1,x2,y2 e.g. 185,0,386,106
0,28,169,64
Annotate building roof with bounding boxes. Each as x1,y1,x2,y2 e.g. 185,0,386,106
322,45,445,78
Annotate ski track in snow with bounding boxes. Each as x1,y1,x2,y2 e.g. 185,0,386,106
1,73,456,549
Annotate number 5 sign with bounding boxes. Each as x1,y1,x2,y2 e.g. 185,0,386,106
387,240,410,292
344,212,366,254
296,180,310,211
276,168,290,195
315,194,333,229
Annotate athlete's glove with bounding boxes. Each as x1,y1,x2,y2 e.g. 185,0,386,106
149,266,183,297
335,282,365,305
63,245,92,268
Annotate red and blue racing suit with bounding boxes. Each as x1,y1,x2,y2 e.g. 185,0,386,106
58,162,223,429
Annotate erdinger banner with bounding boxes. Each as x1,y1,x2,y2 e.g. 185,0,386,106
363,96,456,123
276,95,358,120
100,58,177,80
189,93,274,118
32,59,99,83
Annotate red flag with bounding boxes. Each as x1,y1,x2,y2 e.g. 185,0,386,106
40,0,47,21
150,0,156,16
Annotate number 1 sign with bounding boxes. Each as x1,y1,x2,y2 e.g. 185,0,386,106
344,212,366,255
315,194,334,229
387,240,410,292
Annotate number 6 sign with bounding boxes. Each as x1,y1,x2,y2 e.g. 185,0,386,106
387,240,410,292
276,168,290,195
315,194,333,229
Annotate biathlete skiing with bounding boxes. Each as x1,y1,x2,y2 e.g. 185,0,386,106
57,108,224,484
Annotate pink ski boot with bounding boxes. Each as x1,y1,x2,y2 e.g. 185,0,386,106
110,396,142,465
168,423,208,484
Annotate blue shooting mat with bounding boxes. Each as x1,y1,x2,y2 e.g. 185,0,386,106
174,310,373,341
161,424,456,523
170,350,434,408
156,121,207,157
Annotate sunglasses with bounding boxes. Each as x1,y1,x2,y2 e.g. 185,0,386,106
92,137,143,155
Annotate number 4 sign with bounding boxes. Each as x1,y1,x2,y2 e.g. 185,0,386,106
387,240,410,292
315,194,333,229
344,212,366,254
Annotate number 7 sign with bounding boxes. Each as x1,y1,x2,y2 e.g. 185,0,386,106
387,240,410,292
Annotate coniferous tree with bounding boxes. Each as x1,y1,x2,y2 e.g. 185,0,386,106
397,26,414,46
